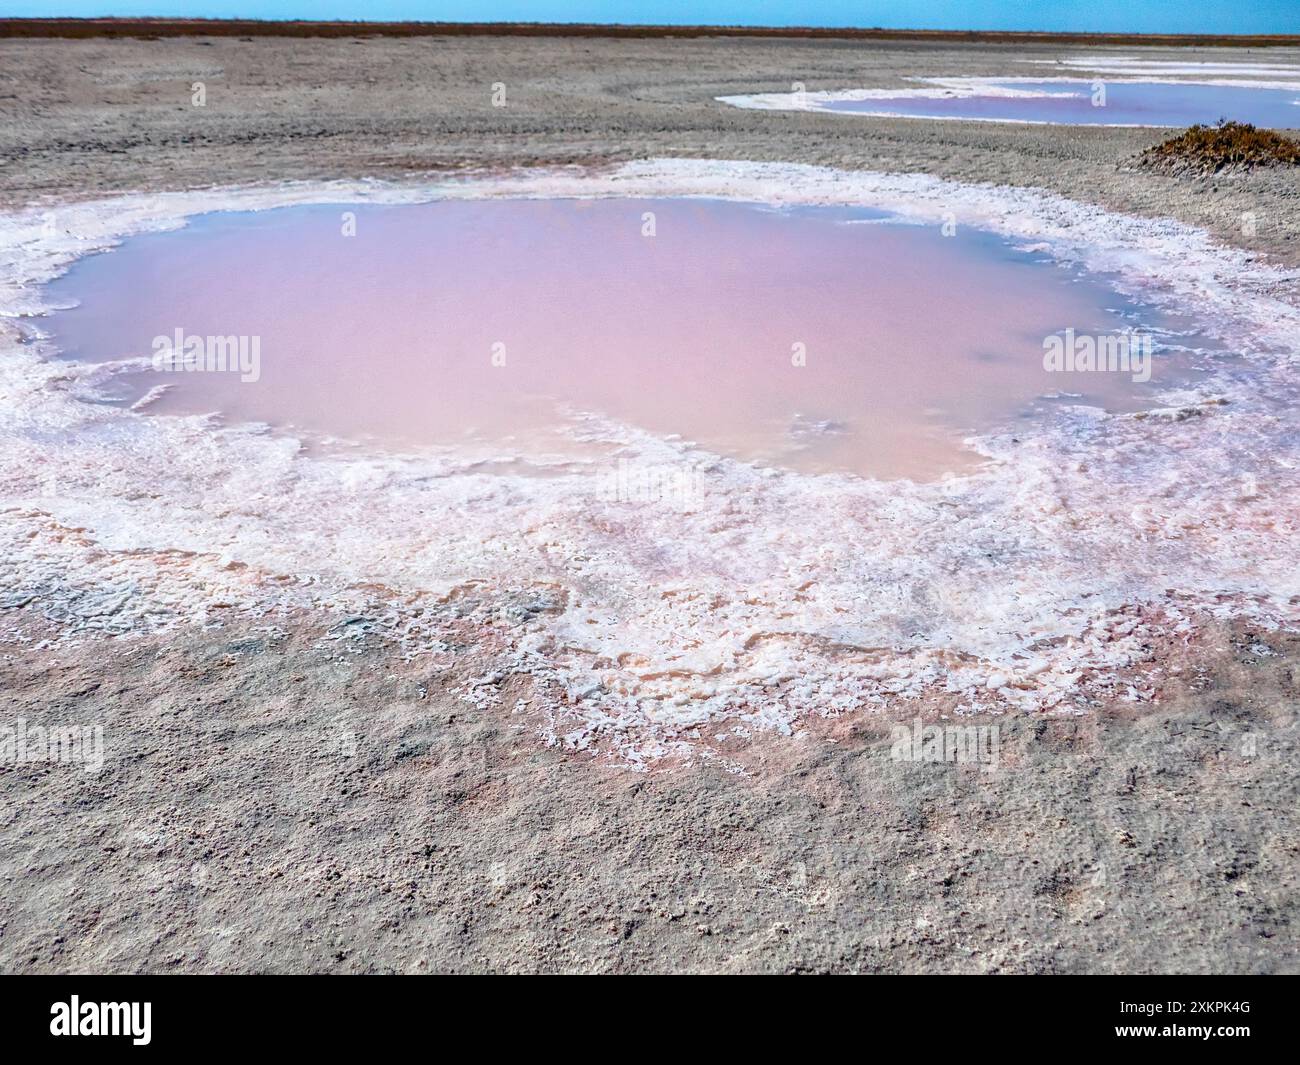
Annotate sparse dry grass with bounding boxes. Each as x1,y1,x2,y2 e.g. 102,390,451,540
1139,120,1300,175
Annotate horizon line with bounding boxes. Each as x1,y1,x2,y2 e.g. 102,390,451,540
3,18,1299,45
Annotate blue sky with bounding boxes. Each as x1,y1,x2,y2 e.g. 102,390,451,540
5,2,1298,35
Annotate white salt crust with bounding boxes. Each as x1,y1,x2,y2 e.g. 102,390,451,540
2,159,1298,766
1027,58,1300,80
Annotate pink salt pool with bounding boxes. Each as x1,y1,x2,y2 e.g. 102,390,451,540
43,197,1202,479
823,79,1300,127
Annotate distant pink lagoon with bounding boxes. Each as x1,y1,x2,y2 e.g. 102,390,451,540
720,77,1300,128
819,80,1300,127
44,197,1210,480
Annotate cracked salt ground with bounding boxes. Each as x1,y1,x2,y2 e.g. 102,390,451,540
2,160,1299,765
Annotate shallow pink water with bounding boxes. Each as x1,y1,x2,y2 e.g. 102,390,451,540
46,198,1194,479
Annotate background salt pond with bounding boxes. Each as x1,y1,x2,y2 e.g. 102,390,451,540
719,57,1300,127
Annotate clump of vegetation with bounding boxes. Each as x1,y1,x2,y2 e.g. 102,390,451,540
1138,120,1300,175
